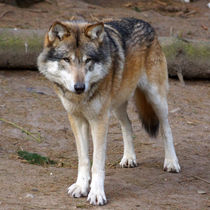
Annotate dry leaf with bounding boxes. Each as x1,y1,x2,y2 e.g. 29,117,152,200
170,107,181,113
197,190,207,194
201,25,208,30
123,2,133,8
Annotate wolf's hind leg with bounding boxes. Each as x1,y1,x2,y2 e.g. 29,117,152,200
138,81,180,172
113,102,137,168
67,114,90,197
157,99,181,173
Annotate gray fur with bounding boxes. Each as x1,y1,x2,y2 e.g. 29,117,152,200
38,18,155,100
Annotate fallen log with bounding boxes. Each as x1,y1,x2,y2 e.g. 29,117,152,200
0,28,209,79
159,37,210,79
0,28,44,69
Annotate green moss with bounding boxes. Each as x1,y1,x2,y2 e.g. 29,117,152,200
0,34,22,49
0,32,43,51
18,150,56,166
162,39,210,61
133,6,141,12
28,32,44,48
76,203,90,209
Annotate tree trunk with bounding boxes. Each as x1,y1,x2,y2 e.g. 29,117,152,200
0,28,209,79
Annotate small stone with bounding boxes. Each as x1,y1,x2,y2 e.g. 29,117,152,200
31,188,39,192
197,190,206,194
25,193,34,198
170,107,181,113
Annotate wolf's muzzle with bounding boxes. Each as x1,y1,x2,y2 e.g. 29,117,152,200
74,83,85,94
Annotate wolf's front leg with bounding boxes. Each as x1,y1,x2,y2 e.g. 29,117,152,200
113,102,137,168
67,114,90,197
87,115,109,206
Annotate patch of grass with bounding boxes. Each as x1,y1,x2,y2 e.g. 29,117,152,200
162,38,210,60
0,118,42,143
76,203,90,209
18,151,56,166
107,160,120,168
133,6,141,12
0,31,43,50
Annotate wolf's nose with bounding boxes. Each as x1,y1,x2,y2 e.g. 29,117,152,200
74,83,85,94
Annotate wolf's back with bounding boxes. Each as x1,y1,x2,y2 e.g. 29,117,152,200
105,18,160,137
105,18,155,52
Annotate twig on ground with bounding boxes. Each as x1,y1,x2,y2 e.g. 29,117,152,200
90,14,99,22
185,10,197,16
156,0,167,6
27,9,48,13
177,71,185,86
170,107,181,114
45,0,53,4
201,24,208,31
0,10,12,19
193,176,210,184
70,16,75,20
0,117,42,143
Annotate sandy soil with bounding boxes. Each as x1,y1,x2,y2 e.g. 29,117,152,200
0,0,210,209
0,71,209,209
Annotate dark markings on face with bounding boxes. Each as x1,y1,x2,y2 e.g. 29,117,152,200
47,47,68,61
85,43,108,64
75,28,80,48
85,61,94,72
45,23,110,73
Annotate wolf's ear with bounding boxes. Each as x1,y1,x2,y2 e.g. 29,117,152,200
85,23,104,42
48,21,70,42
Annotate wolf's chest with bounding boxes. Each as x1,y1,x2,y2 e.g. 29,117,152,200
57,91,103,118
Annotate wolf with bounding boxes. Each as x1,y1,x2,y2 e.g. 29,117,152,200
37,18,180,206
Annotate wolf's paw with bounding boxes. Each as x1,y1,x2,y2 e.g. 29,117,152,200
68,183,89,198
87,189,107,206
120,156,137,168
164,158,181,173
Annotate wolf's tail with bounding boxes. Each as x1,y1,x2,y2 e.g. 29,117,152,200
134,87,159,137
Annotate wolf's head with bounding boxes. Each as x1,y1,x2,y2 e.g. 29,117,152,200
38,21,110,94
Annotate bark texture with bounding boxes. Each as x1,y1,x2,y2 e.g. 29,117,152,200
159,37,210,79
0,28,44,69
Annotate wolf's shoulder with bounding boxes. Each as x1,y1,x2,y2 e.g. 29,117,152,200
104,18,155,49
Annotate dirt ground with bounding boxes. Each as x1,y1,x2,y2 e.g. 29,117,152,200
0,0,210,40
0,0,210,209
0,71,210,210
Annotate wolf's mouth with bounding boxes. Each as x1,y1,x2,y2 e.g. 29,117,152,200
75,90,84,95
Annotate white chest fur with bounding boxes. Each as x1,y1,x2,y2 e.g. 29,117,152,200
57,91,104,119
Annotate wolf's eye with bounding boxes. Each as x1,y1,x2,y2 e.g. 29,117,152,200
85,58,92,64
63,57,70,63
